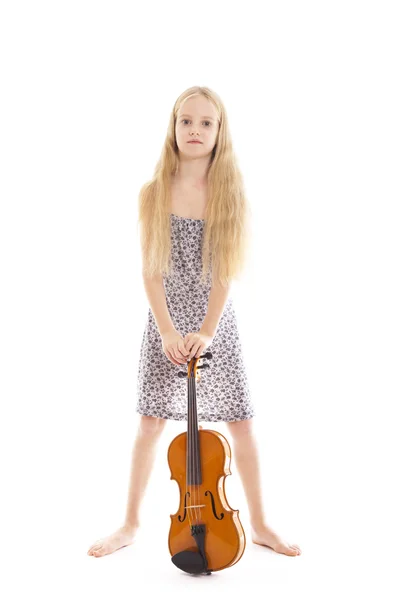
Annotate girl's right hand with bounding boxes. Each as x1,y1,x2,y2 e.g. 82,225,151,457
161,329,190,365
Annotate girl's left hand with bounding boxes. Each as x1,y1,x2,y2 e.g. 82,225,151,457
184,329,214,360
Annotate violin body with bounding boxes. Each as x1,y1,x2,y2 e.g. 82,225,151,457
167,352,246,575
168,429,246,573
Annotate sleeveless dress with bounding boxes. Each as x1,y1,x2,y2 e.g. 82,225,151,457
135,213,256,422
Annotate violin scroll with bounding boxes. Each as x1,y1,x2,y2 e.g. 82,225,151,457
177,351,212,378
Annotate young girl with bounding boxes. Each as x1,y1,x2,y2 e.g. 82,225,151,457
87,86,301,559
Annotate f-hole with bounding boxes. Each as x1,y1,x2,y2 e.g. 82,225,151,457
178,491,190,522
205,490,224,520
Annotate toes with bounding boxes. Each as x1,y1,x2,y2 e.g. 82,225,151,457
87,541,101,553
88,544,102,555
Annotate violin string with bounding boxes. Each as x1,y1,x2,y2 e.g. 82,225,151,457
187,372,192,529
190,374,196,525
188,369,200,527
187,363,204,529
196,371,202,525
191,375,196,525
193,374,200,525
196,373,202,525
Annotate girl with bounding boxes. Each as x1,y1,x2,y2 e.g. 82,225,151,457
87,86,301,558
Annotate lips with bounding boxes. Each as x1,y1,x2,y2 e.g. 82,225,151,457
188,140,202,144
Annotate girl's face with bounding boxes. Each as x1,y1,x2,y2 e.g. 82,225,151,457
175,95,219,160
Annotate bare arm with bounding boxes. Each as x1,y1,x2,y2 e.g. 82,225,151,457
142,272,175,336
201,279,231,337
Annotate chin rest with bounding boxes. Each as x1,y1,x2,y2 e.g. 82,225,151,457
171,524,212,575
171,550,206,574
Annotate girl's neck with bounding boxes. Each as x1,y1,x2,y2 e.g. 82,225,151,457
174,158,209,187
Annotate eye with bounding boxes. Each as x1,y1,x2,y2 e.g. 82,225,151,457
181,119,212,127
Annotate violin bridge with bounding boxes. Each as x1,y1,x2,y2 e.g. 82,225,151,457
186,504,206,509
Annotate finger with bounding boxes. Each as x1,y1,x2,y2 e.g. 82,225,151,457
170,346,186,364
166,349,180,365
189,334,200,348
188,343,202,360
178,340,190,356
169,348,181,363
176,343,189,361
185,340,194,353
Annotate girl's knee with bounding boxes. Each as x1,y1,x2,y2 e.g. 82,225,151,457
139,415,167,435
225,417,254,438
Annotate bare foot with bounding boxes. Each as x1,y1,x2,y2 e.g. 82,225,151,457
87,524,138,557
251,524,302,556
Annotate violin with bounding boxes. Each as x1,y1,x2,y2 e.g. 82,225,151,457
168,351,246,575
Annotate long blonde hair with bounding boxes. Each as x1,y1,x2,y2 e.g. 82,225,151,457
137,85,252,287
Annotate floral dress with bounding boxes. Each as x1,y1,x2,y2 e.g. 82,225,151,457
136,213,256,422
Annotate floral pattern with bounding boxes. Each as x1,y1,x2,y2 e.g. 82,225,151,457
136,213,256,422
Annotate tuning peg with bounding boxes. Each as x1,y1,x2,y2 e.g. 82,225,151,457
177,371,187,378
196,364,210,370
201,352,213,360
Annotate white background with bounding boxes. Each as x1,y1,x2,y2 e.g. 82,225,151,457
1,0,399,597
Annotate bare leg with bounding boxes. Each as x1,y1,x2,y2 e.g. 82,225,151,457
225,418,302,556
87,415,167,557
